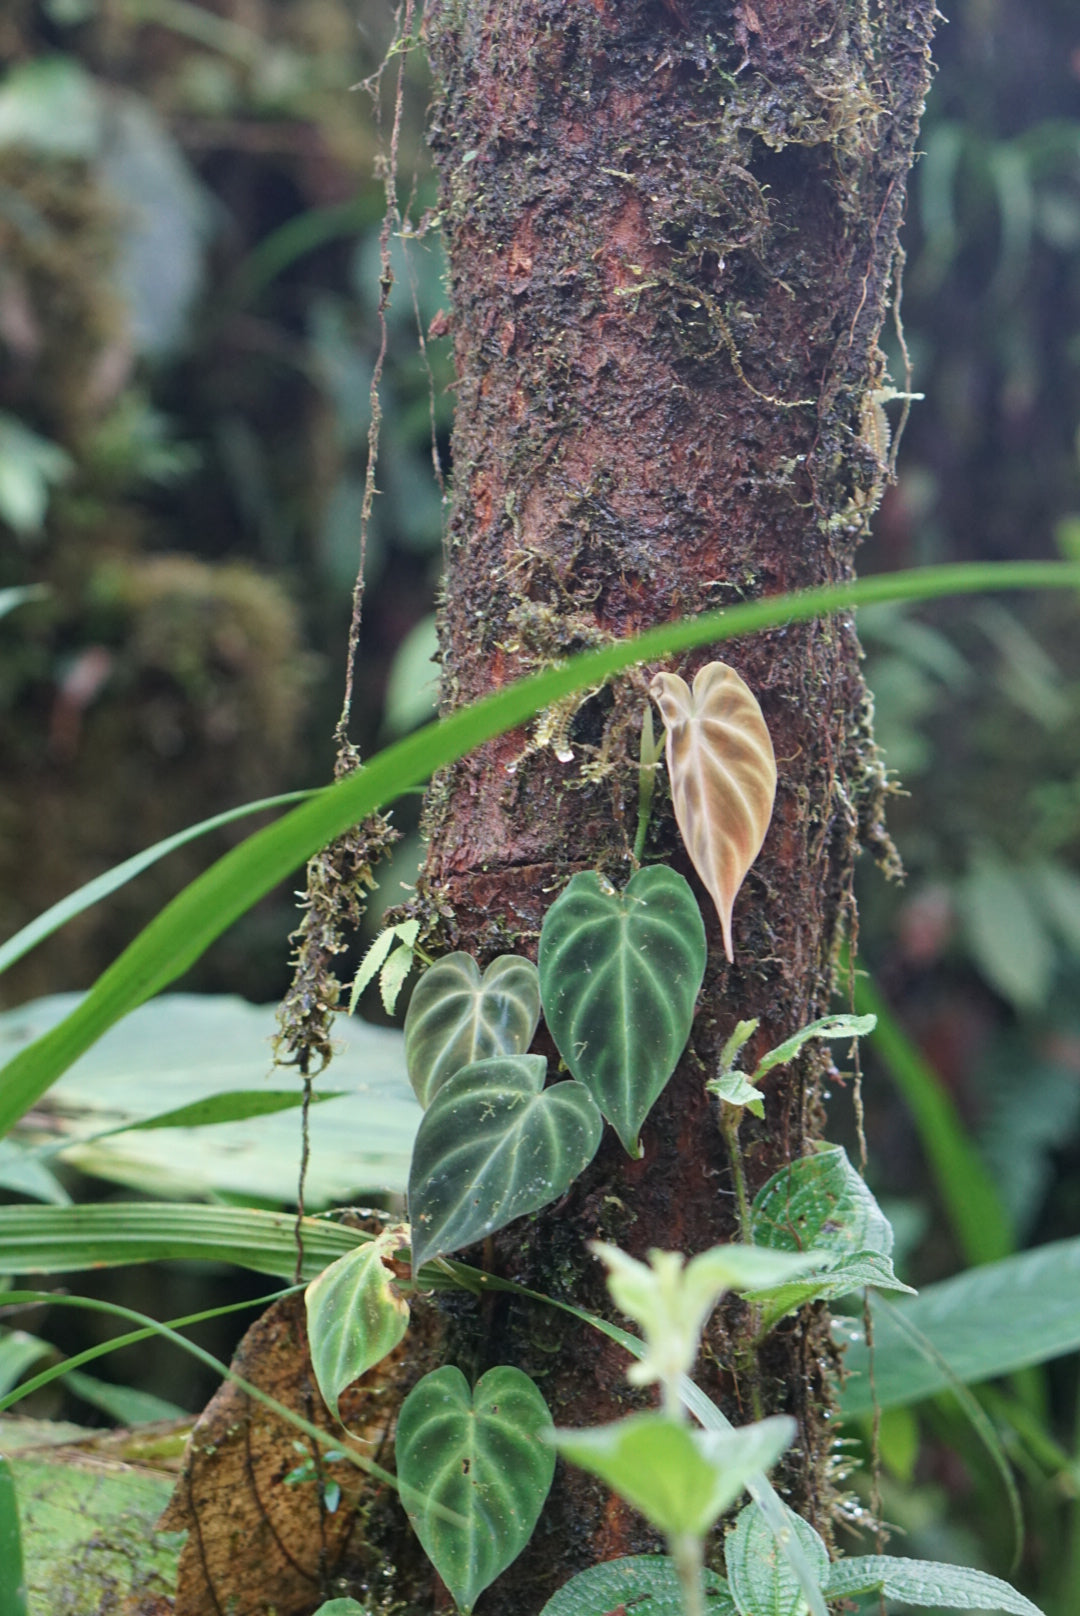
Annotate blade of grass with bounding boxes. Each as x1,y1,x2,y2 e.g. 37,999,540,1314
853,963,1013,1265
0,1455,28,1616
3,560,1078,1137
0,789,317,980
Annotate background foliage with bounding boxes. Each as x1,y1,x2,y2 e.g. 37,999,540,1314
2,1,1080,1612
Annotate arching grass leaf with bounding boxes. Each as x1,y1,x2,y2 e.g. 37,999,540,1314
553,1413,795,1540
305,1229,410,1422
539,1556,736,1616
538,867,706,1157
408,1055,602,1272
404,953,541,1108
650,661,776,963
0,1456,28,1616
725,1499,829,1616
825,1556,1045,1615
395,1364,555,1615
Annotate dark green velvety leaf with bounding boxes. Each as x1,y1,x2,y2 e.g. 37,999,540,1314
404,953,540,1108
540,1556,736,1616
538,866,706,1156
407,1055,602,1271
395,1365,555,1615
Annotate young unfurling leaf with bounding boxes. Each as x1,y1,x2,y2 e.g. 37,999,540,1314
650,662,776,963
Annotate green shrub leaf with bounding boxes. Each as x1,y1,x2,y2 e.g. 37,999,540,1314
408,1055,602,1271
539,866,706,1156
305,1231,410,1422
539,1556,736,1616
552,1412,794,1540
404,953,541,1108
725,1500,829,1616
749,1250,914,1332
750,1145,894,1261
395,1364,555,1614
825,1555,1046,1614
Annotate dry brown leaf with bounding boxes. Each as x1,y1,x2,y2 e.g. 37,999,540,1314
650,660,777,962
160,1292,422,1616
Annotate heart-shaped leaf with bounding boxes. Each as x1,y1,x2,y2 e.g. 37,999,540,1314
749,1145,895,1262
407,1055,602,1271
540,1556,736,1616
538,866,706,1157
304,1229,410,1422
552,1412,795,1539
725,1500,829,1616
404,952,541,1108
650,661,777,963
395,1364,555,1614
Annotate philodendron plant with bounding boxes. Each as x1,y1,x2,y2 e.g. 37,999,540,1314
303,664,1045,1616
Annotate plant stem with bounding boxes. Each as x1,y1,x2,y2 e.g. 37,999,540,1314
668,1532,706,1616
720,1105,752,1243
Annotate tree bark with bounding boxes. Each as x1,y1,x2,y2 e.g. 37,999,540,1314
407,3,935,1610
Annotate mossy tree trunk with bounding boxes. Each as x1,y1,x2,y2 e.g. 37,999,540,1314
411,2,934,1610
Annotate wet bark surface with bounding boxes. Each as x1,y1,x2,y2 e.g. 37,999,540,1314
398,3,936,1610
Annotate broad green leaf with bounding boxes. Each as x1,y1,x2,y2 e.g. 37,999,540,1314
8,1448,178,1615
593,1243,824,1386
751,1014,877,1081
0,790,316,980
824,1556,1046,1614
3,559,1077,1132
539,867,706,1156
0,1334,54,1399
59,1370,184,1425
650,660,776,963
3,994,420,1204
0,1202,371,1283
749,1145,894,1263
0,1455,28,1616
552,1413,795,1539
408,1056,602,1271
840,1236,1080,1416
0,1142,69,1206
305,1231,410,1421
312,1602,370,1616
404,953,541,1108
961,849,1054,1012
851,959,1012,1266
725,1500,829,1616
749,1250,914,1333
539,1556,736,1616
396,1365,555,1614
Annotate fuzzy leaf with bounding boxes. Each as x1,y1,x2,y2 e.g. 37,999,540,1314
305,1230,410,1421
749,1145,894,1263
407,1055,602,1271
751,1014,877,1081
540,1557,736,1616
725,1500,829,1616
708,1068,765,1117
538,866,706,1156
650,661,776,962
825,1556,1046,1615
404,953,541,1108
396,1365,555,1615
553,1413,795,1540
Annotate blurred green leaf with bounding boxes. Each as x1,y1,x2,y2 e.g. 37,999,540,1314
0,1334,55,1400
540,1558,736,1616
0,416,72,537
0,58,101,156
0,1455,28,1616
383,613,439,737
961,849,1055,1011
59,1370,184,1426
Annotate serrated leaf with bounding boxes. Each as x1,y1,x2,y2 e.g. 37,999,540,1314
540,1556,736,1616
752,1014,877,1081
725,1500,829,1616
539,866,706,1156
749,1250,915,1333
408,1055,602,1271
553,1413,795,1540
396,1364,555,1614
750,1145,894,1262
349,921,419,1014
825,1556,1046,1614
650,661,776,963
380,941,417,1014
404,953,541,1108
305,1230,410,1421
